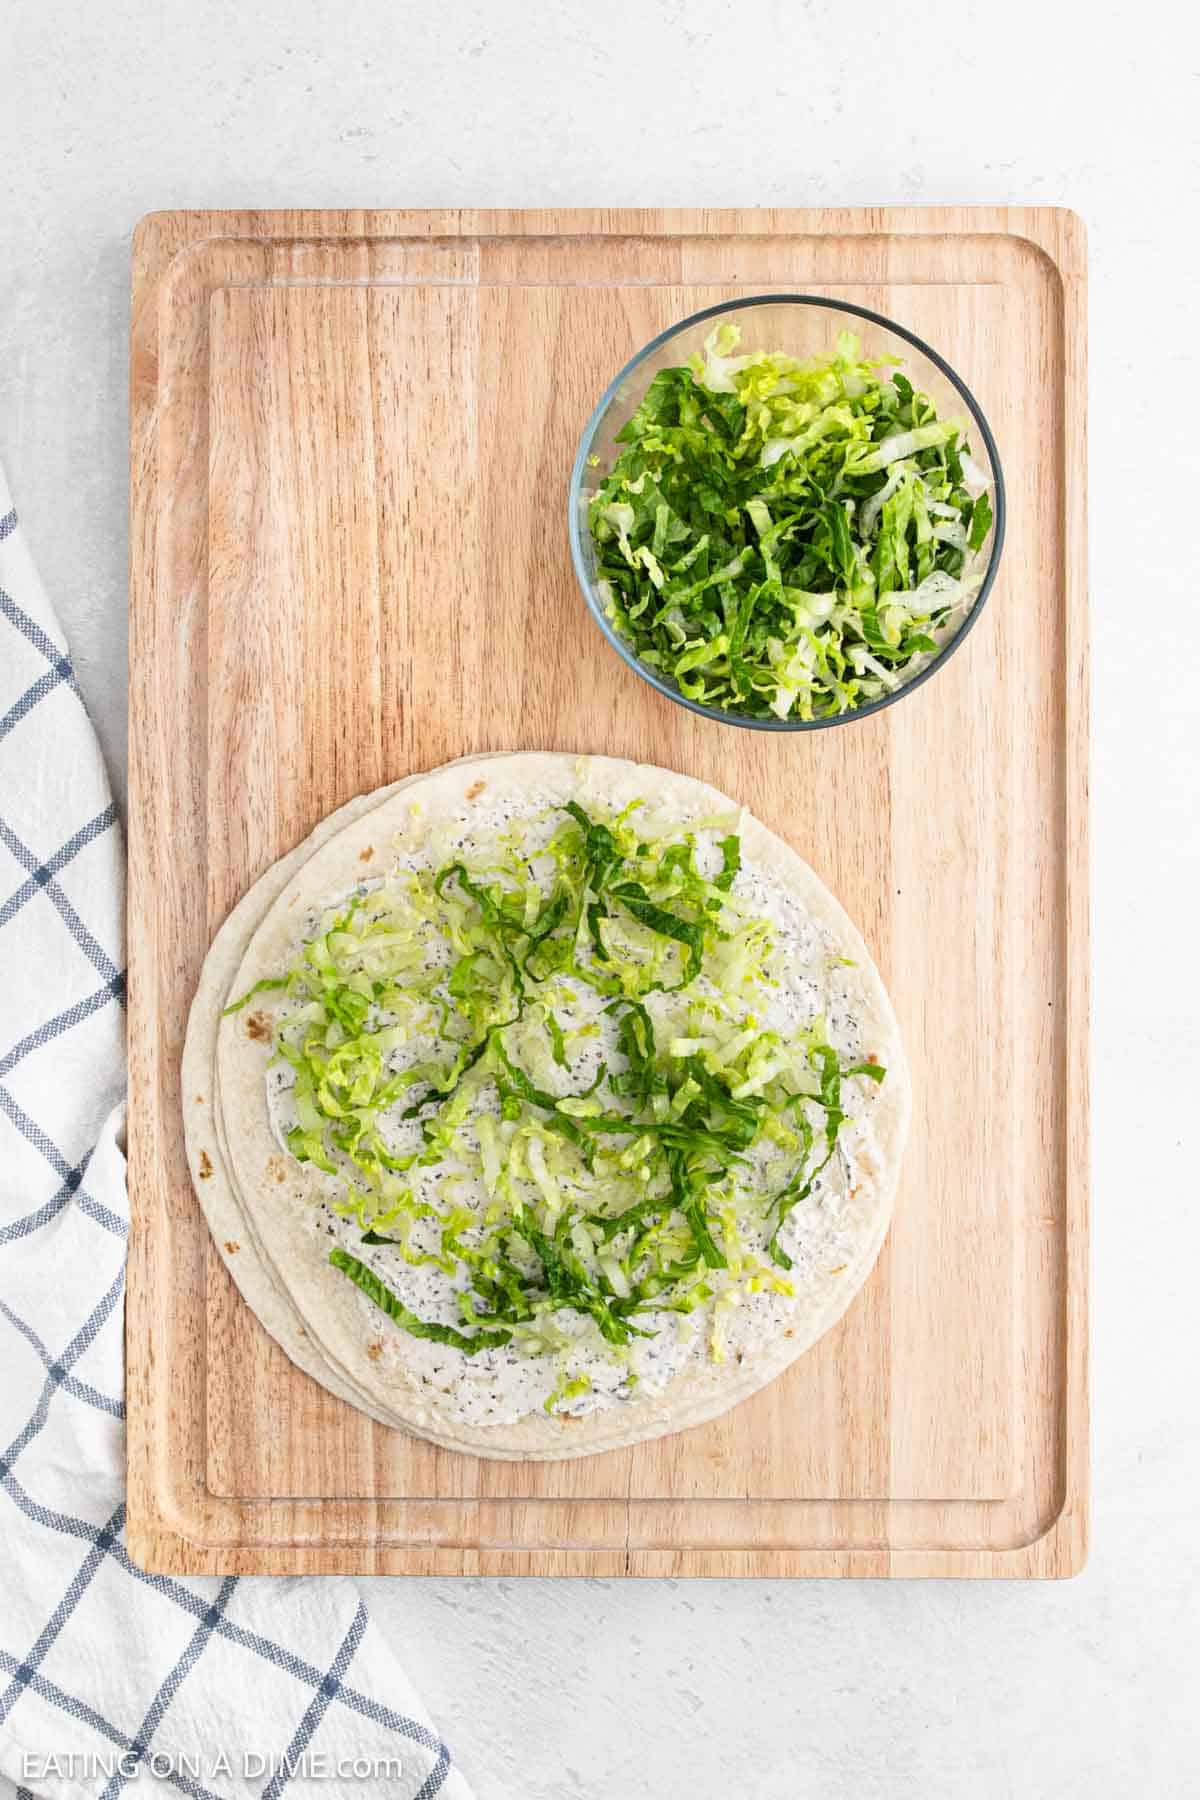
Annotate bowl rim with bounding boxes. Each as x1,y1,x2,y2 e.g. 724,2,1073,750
567,291,1007,732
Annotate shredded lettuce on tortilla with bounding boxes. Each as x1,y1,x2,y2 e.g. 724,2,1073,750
227,801,886,1371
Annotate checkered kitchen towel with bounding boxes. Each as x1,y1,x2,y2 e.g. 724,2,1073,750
0,467,471,1800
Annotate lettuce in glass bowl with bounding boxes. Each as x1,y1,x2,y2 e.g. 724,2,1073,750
569,296,1005,731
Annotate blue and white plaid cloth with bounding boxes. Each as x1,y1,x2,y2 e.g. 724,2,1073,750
0,466,472,1800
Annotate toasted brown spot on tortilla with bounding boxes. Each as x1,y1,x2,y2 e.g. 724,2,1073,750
784,1327,795,1338
265,1154,287,1184
224,1239,240,1254
465,779,486,800
195,1094,205,1104
246,1012,270,1041
366,1340,384,1362
198,1150,213,1179
359,846,375,862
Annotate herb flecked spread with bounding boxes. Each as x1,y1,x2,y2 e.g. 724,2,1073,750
587,325,994,721
227,799,886,1414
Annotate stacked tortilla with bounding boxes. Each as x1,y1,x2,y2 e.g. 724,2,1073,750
183,753,910,1460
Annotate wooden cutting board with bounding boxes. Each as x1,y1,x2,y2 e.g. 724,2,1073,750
126,207,1088,1576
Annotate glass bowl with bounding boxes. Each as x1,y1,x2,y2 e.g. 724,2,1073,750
568,294,1006,732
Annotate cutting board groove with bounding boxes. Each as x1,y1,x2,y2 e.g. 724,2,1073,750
128,207,1087,1576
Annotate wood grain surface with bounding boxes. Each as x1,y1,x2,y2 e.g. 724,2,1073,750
127,208,1088,1577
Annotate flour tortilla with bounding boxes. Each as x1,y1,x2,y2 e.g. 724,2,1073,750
207,752,910,1460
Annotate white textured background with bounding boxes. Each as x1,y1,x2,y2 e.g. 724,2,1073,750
2,1,1197,1795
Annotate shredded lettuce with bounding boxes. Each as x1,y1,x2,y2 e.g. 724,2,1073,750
587,326,994,720
228,801,888,1367
543,1368,593,1414
329,1248,512,1353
